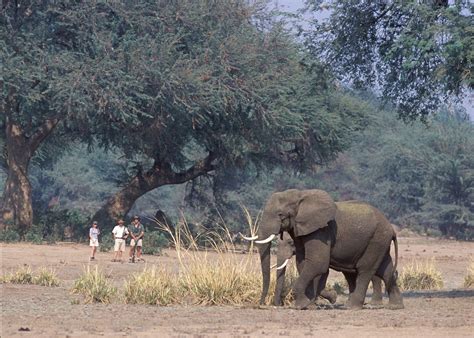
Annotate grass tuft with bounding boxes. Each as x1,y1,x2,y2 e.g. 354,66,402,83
399,260,444,291
33,267,60,287
7,265,34,284
71,266,116,303
124,267,178,305
463,260,474,288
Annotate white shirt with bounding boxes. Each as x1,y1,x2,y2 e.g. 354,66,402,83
112,225,128,239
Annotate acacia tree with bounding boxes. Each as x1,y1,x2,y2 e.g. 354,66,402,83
304,0,473,119
90,1,369,226
1,1,149,232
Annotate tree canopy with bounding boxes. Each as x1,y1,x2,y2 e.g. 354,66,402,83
304,0,473,119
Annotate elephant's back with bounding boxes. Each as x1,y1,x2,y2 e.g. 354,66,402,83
330,201,381,269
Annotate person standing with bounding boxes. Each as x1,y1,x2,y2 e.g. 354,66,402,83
129,216,145,262
112,219,129,262
89,221,100,261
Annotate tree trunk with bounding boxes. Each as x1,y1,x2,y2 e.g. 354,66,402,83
1,116,59,233
2,122,33,233
93,154,215,229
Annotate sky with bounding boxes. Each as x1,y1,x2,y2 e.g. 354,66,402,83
273,0,474,120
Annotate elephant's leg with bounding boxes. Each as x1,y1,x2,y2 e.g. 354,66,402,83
342,272,357,304
370,275,384,305
350,229,393,309
376,254,404,309
294,237,316,301
318,271,337,304
293,230,330,310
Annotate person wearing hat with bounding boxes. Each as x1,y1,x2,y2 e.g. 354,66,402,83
89,221,100,261
129,216,145,262
112,219,129,262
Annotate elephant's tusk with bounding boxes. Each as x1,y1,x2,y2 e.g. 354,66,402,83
255,234,276,244
276,259,289,270
239,232,258,241
270,263,277,269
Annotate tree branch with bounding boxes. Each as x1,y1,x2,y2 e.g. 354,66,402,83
28,118,60,152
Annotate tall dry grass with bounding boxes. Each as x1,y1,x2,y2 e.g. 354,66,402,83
71,266,116,303
153,211,265,305
463,260,474,288
398,259,444,291
1,265,59,286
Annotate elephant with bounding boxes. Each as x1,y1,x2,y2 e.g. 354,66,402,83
273,232,384,307
243,189,403,310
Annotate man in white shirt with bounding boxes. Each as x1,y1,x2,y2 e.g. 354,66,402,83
112,219,129,262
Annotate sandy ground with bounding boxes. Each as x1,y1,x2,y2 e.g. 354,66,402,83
1,235,473,337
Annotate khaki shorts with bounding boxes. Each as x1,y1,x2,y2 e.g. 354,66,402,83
114,239,126,252
130,239,143,247
90,239,99,247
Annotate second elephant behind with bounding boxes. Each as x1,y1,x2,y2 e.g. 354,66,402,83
274,231,385,306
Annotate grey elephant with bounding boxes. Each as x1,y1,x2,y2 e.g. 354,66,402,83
243,189,403,310
273,232,384,306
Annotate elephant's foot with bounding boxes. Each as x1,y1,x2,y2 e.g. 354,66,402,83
369,298,383,306
293,295,313,310
321,290,337,304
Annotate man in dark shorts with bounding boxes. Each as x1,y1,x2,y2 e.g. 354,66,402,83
129,216,145,262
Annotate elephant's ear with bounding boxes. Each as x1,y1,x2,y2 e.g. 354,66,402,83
294,190,336,237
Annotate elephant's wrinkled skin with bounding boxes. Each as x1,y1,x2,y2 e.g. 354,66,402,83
253,189,403,310
274,232,384,306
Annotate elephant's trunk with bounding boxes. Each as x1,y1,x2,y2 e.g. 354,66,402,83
258,243,271,305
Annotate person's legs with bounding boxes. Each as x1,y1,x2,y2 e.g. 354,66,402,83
113,240,120,261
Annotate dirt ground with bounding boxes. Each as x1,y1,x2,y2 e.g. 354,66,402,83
1,235,473,337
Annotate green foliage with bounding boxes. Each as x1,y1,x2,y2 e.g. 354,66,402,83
24,232,43,245
99,236,114,253
305,1,473,118
35,209,89,242
0,229,20,242
142,231,169,255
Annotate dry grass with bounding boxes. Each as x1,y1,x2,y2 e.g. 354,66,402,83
399,259,444,291
463,260,474,288
33,267,60,287
124,267,178,305
154,212,264,306
71,266,116,303
1,265,59,286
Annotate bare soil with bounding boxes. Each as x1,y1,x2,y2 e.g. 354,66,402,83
1,235,473,337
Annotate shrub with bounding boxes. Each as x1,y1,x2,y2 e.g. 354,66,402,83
71,266,116,303
8,265,34,284
124,267,178,305
463,261,474,288
399,260,444,291
142,231,169,255
0,229,20,242
25,232,43,244
33,267,60,287
99,236,114,252
329,278,349,295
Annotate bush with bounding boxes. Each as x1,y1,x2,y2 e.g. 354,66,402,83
25,232,43,244
37,208,89,242
71,266,116,303
399,260,444,291
142,231,169,255
7,265,34,284
2,265,60,286
99,236,114,252
463,261,474,288
0,229,20,242
124,267,178,305
328,278,349,295
33,267,60,287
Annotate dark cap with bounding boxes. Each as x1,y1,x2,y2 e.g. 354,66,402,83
133,215,140,220
118,219,125,224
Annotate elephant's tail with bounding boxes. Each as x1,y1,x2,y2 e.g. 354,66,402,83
392,235,399,282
